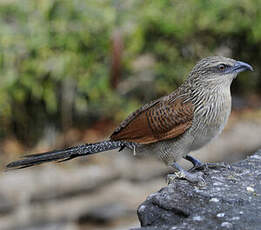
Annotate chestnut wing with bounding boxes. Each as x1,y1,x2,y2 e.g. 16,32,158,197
110,98,194,144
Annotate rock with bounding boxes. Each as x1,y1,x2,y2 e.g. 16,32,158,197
1,164,120,204
78,202,132,224
10,221,78,230
133,150,261,230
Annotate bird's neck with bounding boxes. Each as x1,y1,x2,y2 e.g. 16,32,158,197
183,78,232,107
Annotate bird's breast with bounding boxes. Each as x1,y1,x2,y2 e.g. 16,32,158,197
190,89,232,151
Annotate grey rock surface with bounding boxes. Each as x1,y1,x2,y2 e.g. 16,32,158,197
134,150,261,230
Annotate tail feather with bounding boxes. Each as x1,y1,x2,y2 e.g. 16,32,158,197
6,140,133,169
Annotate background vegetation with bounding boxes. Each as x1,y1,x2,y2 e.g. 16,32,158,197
0,0,260,146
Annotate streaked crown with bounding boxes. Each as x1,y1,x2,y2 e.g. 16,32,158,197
187,56,253,84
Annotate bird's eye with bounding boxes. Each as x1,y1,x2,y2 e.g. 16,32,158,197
218,64,226,71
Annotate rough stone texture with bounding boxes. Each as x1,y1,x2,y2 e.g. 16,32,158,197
134,150,261,230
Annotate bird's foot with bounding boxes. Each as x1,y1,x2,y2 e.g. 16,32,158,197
184,155,227,172
168,162,206,185
188,162,227,172
167,170,205,186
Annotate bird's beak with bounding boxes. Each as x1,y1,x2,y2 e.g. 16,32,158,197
232,61,254,73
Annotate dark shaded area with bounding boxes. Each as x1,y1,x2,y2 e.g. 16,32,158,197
133,150,261,230
78,203,133,225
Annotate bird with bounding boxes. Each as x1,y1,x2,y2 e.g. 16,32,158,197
6,56,253,183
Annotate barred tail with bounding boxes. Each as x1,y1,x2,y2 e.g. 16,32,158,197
6,140,133,169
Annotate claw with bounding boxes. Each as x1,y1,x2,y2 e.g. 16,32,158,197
189,162,227,172
168,162,206,186
185,154,227,173
166,173,177,184
167,172,205,186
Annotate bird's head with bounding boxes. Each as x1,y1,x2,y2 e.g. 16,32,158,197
188,56,253,86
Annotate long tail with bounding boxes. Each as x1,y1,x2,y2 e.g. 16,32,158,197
6,140,134,169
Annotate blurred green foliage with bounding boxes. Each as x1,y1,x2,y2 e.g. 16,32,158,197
0,0,260,144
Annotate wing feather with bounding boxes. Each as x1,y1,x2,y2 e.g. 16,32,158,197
110,95,194,144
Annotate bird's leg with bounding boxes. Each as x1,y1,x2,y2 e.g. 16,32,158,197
185,154,226,172
167,162,205,185
185,155,203,169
